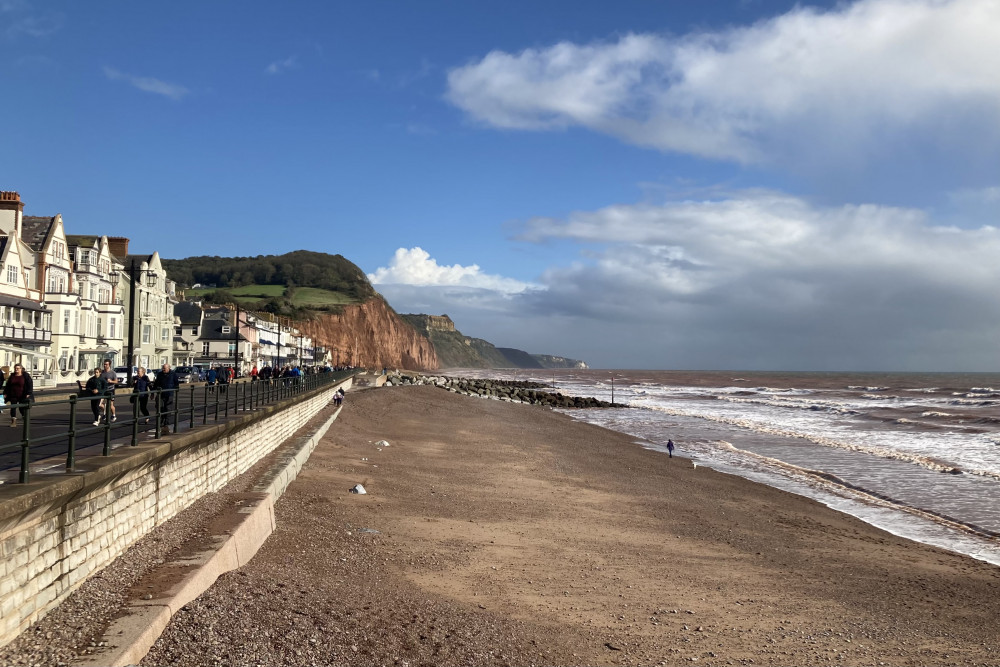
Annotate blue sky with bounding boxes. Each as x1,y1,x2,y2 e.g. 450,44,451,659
3,0,1000,370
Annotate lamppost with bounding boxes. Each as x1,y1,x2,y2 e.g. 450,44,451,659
609,372,615,405
119,259,156,386
232,303,240,374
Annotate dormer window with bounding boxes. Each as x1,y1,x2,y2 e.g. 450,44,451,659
221,326,231,334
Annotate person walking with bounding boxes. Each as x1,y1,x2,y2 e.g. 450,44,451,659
84,368,107,426
131,366,153,424
206,366,217,391
154,363,179,434
100,359,119,422
667,439,675,458
250,365,258,382
3,363,34,427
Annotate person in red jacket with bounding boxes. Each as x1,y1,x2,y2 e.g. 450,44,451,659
3,363,34,427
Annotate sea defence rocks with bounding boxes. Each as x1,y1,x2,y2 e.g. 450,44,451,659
383,372,624,409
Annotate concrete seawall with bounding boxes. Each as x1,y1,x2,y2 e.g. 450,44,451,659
0,377,352,649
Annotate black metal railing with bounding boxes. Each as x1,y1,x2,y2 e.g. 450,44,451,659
0,370,353,484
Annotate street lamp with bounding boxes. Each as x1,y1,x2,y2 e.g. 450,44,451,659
609,372,615,405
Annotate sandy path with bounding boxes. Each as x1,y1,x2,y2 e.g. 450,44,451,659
143,385,1000,666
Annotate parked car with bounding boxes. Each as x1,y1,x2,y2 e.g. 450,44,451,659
113,366,157,384
174,366,203,383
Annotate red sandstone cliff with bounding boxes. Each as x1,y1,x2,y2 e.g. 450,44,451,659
297,298,439,370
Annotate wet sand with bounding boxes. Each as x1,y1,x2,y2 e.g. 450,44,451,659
143,385,1000,666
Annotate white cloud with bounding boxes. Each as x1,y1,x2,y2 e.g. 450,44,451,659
265,55,297,75
368,247,534,294
446,0,1000,165
103,67,190,101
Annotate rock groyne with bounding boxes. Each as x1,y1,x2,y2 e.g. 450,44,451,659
384,372,624,409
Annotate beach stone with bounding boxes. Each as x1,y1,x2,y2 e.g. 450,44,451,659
350,484,367,494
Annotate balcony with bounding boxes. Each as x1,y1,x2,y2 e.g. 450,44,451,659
0,326,52,344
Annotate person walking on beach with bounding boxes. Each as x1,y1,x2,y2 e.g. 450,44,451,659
100,359,119,422
154,363,179,434
131,366,153,424
84,368,107,426
4,363,33,427
667,439,675,458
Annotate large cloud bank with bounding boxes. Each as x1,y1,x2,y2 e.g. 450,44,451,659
375,193,1000,370
447,0,1000,166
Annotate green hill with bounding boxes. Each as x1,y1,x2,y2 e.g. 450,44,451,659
163,250,376,316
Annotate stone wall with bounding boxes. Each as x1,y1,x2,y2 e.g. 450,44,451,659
0,378,351,649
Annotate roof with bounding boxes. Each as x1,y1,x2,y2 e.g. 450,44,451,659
65,235,101,248
173,301,204,325
21,216,57,252
199,321,248,342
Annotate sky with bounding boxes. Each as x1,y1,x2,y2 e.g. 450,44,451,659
3,0,999,371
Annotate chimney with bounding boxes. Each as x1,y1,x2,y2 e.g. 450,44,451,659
0,191,24,237
107,236,130,259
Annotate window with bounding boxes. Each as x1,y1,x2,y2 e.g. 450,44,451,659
221,326,230,334
63,310,70,333
191,327,198,335
202,342,210,354
142,324,151,344
161,327,169,341
89,284,96,301
228,343,236,354
59,351,68,371
7,265,17,284
110,317,116,338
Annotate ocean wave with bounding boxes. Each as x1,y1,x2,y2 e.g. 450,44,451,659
719,395,861,415
861,393,899,400
754,387,813,395
949,398,1000,407
969,387,999,394
904,387,940,393
953,392,1000,399
711,441,1000,540
921,411,955,418
848,386,890,391
645,405,1000,482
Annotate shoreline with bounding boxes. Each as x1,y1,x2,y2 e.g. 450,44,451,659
141,385,1000,666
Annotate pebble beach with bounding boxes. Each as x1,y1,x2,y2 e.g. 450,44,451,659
3,384,1000,666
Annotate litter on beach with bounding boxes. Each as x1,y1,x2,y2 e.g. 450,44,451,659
376,440,390,447
350,484,367,494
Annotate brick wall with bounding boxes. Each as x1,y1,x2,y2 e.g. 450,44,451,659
0,380,348,648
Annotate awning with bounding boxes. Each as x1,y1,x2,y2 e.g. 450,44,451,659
0,294,50,312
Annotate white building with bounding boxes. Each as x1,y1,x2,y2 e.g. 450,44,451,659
0,192,54,379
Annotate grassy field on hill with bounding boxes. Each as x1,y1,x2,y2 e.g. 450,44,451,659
184,284,360,311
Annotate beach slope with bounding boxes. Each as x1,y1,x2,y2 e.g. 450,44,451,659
144,385,1000,666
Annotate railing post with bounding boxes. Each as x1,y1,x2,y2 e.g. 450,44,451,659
154,388,162,438
202,384,208,425
189,385,196,430
67,396,78,470
18,402,30,484
130,389,139,446
172,388,179,433
102,407,112,456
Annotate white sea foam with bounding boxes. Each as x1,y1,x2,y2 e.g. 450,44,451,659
921,411,955,418
848,386,889,391
643,404,1000,481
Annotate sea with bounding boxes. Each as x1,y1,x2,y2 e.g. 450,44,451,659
447,369,1000,566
